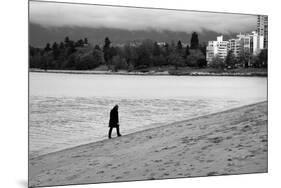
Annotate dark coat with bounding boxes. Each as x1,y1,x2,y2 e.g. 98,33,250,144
109,106,119,127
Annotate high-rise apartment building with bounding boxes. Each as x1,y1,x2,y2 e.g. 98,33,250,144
236,31,260,55
206,36,228,64
227,38,241,57
257,15,268,49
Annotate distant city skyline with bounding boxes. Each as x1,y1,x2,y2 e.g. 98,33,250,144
30,1,257,34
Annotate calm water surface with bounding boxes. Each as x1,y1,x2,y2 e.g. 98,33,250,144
29,72,267,157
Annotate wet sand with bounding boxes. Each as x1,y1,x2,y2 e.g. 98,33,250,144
29,101,268,187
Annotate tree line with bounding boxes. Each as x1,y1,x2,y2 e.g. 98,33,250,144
29,32,208,71
29,32,267,71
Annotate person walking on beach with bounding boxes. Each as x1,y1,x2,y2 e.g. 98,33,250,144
108,105,122,139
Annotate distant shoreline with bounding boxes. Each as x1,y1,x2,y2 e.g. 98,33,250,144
29,68,267,77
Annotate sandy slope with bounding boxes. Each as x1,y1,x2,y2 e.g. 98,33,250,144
29,102,268,187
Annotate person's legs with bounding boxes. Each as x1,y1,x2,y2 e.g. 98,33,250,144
116,126,122,137
108,127,113,139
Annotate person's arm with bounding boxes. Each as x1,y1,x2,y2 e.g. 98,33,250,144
117,111,119,125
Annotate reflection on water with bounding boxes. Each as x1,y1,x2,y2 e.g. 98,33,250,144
29,73,267,158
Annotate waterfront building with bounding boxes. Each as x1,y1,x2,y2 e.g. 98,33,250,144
206,15,268,65
227,38,241,57
257,15,268,49
206,35,228,64
236,31,260,55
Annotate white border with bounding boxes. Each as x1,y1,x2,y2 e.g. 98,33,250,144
1,0,280,188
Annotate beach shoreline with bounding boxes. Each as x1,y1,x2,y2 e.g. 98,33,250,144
29,101,268,187
29,101,267,160
29,68,268,77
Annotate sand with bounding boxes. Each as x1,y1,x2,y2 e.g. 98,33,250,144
29,102,268,187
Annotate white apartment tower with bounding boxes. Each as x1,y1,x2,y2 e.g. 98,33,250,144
227,38,241,57
235,31,260,55
257,15,268,49
206,35,228,64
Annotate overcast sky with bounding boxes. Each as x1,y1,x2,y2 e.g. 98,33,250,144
30,1,258,34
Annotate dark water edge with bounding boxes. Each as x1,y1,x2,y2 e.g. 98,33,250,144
29,68,268,77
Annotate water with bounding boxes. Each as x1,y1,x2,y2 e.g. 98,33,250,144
29,72,267,158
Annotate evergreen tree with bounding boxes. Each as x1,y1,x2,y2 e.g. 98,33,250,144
75,39,84,47
84,38,88,44
67,41,76,55
176,40,183,57
177,40,183,51
52,42,59,60
103,37,111,65
64,36,70,46
170,40,176,52
94,45,101,50
190,32,199,49
185,45,190,58
258,49,268,68
199,43,207,57
163,43,171,57
225,50,236,68
44,43,51,52
167,52,184,69
152,42,160,56
52,42,58,50
59,42,65,49
92,48,104,64
209,56,224,69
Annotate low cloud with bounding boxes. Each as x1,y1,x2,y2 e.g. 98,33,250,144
30,1,257,34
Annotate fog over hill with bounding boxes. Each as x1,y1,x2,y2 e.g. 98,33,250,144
29,23,239,48
29,1,257,47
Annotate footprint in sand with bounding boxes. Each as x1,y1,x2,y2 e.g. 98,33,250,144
181,137,198,145
163,161,171,165
66,174,79,180
161,146,177,151
154,159,162,163
89,162,98,166
241,125,251,132
96,171,104,174
146,135,153,139
201,144,212,150
226,136,233,140
208,137,223,144
104,164,112,167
